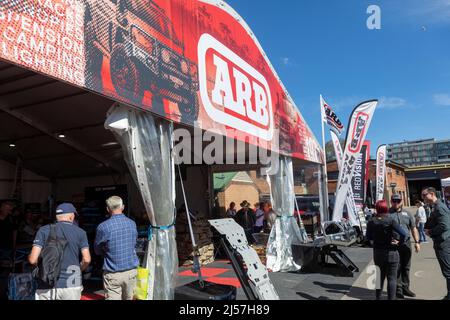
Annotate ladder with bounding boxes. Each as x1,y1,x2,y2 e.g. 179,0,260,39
322,245,359,276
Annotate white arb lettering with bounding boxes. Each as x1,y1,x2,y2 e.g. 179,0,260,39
211,54,238,114
251,81,269,126
199,33,274,141
232,67,251,117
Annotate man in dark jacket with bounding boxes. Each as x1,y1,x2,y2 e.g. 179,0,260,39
235,200,256,244
423,187,450,300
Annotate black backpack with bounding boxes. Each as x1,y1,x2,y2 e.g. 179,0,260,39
35,224,68,288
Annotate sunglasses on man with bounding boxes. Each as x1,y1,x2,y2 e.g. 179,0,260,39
391,199,402,203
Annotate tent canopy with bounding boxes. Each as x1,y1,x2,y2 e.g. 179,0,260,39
0,61,126,179
0,62,312,180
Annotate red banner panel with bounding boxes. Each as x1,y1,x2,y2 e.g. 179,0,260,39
0,0,323,163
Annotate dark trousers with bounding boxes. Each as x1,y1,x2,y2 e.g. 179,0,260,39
253,226,264,233
374,249,399,300
434,239,450,297
244,229,255,244
397,243,412,294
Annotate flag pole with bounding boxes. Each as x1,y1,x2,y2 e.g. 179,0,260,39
320,95,330,222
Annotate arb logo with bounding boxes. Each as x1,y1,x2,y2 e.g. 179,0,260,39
377,152,385,174
348,112,369,153
198,33,274,141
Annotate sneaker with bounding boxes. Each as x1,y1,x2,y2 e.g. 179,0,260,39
396,293,405,299
403,288,416,297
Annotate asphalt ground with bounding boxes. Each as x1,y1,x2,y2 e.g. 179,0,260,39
176,246,373,300
343,206,447,300
28,205,448,300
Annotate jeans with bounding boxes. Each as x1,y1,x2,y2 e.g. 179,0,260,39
374,249,399,300
418,223,427,243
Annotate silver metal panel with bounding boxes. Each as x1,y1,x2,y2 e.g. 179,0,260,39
209,218,280,300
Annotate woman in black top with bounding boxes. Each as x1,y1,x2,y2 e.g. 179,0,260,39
366,200,407,300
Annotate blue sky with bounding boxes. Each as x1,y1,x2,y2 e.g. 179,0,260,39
226,0,450,158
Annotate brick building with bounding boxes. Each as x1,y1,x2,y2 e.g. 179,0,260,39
214,172,260,217
385,160,410,206
214,166,321,216
405,163,450,203
327,159,410,207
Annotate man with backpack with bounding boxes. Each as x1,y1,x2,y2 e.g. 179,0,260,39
28,203,91,300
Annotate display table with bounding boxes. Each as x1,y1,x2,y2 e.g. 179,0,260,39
291,242,359,276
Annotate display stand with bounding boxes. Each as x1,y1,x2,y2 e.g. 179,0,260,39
292,242,359,276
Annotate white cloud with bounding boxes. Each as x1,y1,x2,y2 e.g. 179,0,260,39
378,96,407,109
434,93,450,106
282,57,290,65
327,96,407,111
406,0,450,24
331,96,362,111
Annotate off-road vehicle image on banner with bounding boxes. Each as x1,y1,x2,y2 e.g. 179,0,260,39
85,0,199,123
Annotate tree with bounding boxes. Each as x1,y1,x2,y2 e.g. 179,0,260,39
325,138,345,162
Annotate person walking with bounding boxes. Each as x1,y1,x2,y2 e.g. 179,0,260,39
18,210,39,244
94,196,139,300
29,203,91,300
422,187,450,300
389,193,420,298
263,201,277,233
235,200,256,244
415,200,428,244
226,202,237,218
366,200,407,300
254,202,265,233
0,201,17,264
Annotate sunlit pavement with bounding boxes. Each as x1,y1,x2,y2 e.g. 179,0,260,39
342,207,447,300
82,247,374,300
81,207,447,300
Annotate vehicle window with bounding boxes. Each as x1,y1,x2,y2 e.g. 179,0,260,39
296,198,320,212
128,1,181,45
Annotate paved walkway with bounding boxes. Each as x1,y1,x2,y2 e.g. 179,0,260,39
342,207,447,300
177,246,374,300
80,206,447,300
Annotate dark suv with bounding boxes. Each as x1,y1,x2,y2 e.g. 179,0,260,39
84,0,199,123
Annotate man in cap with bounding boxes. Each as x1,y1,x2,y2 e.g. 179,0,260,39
235,200,256,244
29,203,91,300
389,193,420,298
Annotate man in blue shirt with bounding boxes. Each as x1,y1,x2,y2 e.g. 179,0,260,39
29,203,91,300
94,196,139,300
